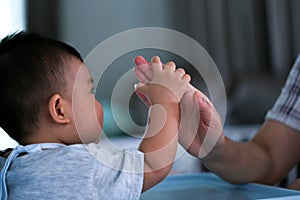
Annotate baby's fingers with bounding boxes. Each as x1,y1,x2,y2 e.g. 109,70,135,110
134,55,148,66
175,68,185,75
182,74,191,83
134,65,152,83
164,61,176,72
151,56,163,72
175,68,191,83
133,56,152,83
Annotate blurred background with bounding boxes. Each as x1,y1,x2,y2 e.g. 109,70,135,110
0,0,300,178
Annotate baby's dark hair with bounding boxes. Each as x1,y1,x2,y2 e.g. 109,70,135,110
0,31,83,143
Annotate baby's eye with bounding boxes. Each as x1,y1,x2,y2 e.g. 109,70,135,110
90,87,95,94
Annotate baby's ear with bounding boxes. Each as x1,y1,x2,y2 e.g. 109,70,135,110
48,94,71,124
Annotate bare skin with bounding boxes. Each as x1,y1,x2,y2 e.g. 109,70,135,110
134,55,300,189
136,56,191,191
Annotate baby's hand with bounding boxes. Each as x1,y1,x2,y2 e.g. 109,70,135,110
135,56,190,106
134,55,224,158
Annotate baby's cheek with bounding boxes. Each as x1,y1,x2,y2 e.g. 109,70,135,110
95,100,104,129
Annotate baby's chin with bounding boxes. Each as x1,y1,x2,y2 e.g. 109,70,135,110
91,131,102,144
79,131,102,144
94,133,101,144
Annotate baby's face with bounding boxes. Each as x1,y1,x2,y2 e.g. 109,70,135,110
70,59,103,144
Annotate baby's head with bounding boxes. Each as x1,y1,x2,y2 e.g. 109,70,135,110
0,32,103,145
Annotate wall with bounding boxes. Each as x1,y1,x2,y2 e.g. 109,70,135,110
25,0,300,134
26,0,200,136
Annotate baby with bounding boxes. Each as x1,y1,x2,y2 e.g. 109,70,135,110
0,32,190,199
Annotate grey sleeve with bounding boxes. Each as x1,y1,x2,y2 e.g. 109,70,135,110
87,144,144,200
